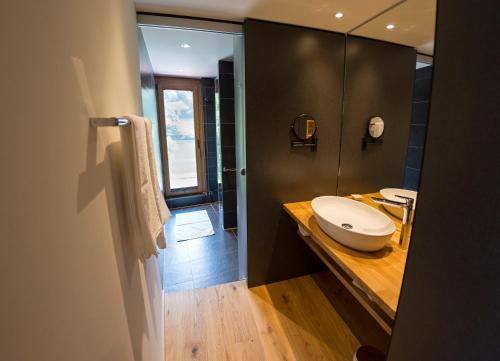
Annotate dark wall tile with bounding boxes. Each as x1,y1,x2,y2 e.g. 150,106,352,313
219,60,234,75
411,101,430,125
221,146,236,168
205,122,216,139
218,59,236,227
207,169,217,181
203,105,216,123
403,167,420,191
415,65,432,80
219,77,234,99
222,189,237,210
202,78,218,203
219,98,235,124
207,155,217,168
208,171,218,184
221,123,235,147
414,77,432,101
403,66,432,190
206,137,216,154
408,124,427,147
406,146,425,169
222,171,236,191
222,210,237,229
222,164,237,228
201,77,215,87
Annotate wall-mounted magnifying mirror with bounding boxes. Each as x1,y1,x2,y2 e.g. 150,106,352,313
369,117,384,139
290,114,317,150
292,114,316,140
363,116,385,148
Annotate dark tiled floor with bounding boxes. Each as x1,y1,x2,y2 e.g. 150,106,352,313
161,203,239,293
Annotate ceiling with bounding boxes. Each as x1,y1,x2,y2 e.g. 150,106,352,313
137,0,436,77
141,27,234,77
350,0,436,55
135,0,404,34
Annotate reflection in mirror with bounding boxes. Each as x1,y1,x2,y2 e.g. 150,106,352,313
350,0,436,56
334,0,437,270
341,0,437,196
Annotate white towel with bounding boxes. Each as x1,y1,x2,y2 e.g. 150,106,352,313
120,115,170,260
144,117,171,247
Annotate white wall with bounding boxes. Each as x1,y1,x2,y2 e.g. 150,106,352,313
0,1,164,360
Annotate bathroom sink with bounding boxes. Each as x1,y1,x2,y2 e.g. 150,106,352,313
311,196,395,252
379,188,417,219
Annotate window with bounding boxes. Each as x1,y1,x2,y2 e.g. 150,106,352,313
157,77,205,196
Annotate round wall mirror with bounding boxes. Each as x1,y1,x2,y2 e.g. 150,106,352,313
368,116,384,139
292,114,317,140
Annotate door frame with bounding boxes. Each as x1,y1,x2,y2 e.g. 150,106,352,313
140,15,247,283
156,76,206,197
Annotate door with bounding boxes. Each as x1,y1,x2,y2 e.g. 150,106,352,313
234,35,247,280
156,77,206,197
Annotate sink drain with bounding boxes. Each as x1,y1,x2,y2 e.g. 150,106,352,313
341,223,353,230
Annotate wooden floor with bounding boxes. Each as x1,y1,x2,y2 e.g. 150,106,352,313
165,275,360,360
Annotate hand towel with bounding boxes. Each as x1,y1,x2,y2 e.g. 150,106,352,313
120,115,170,259
145,117,171,248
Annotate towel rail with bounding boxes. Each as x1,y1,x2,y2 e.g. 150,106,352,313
90,117,129,127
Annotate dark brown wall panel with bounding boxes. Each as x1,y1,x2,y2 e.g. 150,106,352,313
245,19,345,287
388,0,500,359
338,36,416,196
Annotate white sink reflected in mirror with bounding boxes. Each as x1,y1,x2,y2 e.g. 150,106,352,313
379,188,418,219
311,196,396,252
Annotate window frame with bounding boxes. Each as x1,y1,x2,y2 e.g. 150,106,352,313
156,76,206,197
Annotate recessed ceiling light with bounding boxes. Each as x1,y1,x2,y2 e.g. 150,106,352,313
386,24,395,30
180,43,191,49
335,12,344,19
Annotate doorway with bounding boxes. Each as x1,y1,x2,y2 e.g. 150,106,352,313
138,16,247,292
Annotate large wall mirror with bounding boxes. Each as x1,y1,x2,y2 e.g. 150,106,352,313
337,0,436,222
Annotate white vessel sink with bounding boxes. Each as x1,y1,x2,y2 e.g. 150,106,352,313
379,188,417,219
311,196,396,252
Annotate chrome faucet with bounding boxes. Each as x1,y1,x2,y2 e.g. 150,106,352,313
371,195,415,250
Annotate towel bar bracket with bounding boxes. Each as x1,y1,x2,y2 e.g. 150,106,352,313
90,117,129,128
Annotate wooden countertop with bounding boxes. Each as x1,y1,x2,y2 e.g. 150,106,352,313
283,193,408,319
